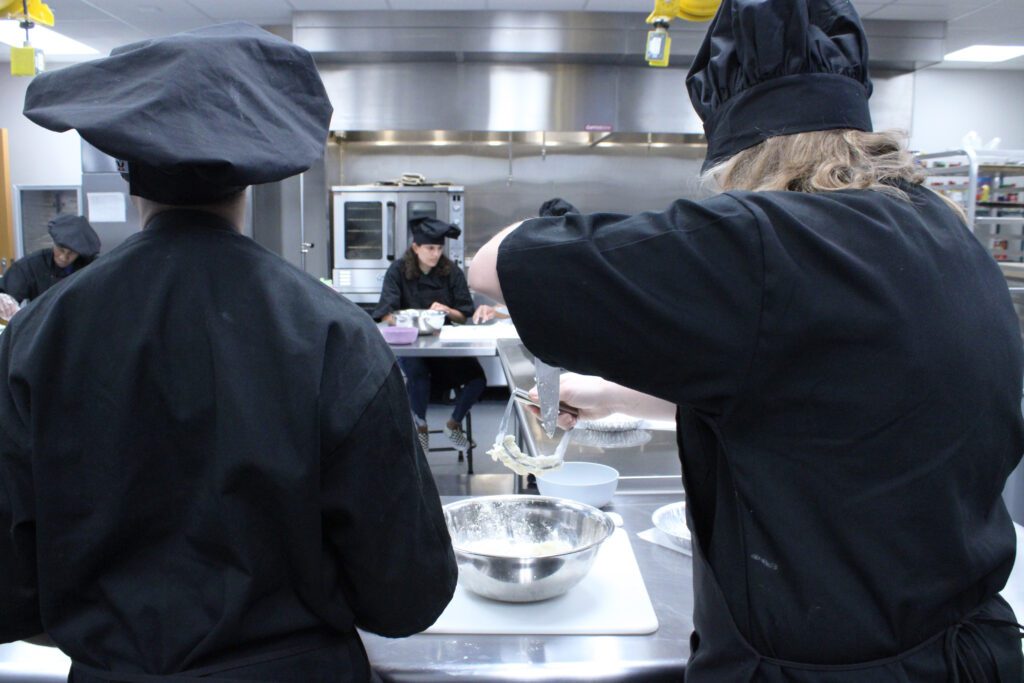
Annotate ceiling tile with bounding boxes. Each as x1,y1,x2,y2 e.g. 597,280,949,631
288,0,388,8
850,3,893,17
868,4,953,20
583,0,657,10
949,1,1024,30
83,0,210,21
192,0,292,23
47,0,112,21
389,0,487,8
487,0,586,8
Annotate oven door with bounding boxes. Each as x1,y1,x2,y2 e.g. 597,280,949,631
332,192,397,270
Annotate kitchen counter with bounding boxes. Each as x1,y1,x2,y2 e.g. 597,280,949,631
356,339,692,681
382,329,497,358
362,493,691,682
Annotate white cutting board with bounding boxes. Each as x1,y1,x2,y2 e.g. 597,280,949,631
438,322,520,341
426,528,659,635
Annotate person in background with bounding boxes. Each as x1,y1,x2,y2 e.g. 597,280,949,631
0,214,100,318
373,217,486,452
1,23,455,682
470,0,1024,679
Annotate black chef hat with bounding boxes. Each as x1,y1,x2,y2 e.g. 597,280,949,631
23,22,333,206
48,214,101,258
686,0,873,172
538,198,580,217
410,217,461,246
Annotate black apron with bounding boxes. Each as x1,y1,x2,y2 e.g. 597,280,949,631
68,633,377,682
680,421,1024,682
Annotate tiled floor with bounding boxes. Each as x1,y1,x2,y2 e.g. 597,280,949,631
420,396,518,496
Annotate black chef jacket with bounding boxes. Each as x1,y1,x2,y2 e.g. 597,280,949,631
0,210,457,680
371,259,474,322
0,247,92,303
498,185,1024,679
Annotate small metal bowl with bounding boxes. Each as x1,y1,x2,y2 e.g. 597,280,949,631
443,495,615,603
417,309,446,335
652,501,691,554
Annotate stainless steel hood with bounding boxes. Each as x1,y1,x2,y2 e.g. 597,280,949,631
297,11,931,135
295,11,945,71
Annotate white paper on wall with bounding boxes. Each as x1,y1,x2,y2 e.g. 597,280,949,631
87,192,126,223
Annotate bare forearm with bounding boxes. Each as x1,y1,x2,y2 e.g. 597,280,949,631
611,385,677,421
469,222,522,303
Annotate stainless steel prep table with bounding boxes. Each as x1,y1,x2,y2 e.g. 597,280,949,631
355,339,693,682
382,327,497,359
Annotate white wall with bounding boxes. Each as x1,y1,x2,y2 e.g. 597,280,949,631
1,66,81,187
910,68,1024,154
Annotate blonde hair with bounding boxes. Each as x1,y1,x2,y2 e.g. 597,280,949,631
705,129,967,222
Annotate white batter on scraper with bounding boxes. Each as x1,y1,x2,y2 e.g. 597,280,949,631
487,434,563,476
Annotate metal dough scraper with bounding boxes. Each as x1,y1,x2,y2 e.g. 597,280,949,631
534,357,561,438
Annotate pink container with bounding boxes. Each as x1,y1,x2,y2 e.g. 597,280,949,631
381,326,418,345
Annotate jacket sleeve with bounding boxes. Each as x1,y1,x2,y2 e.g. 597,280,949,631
370,264,404,321
497,193,764,417
0,260,35,304
0,328,43,643
448,266,475,319
319,323,456,637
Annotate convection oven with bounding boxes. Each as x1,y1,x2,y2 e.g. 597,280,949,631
331,184,466,305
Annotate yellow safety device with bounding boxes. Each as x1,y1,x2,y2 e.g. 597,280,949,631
644,0,720,67
2,0,54,26
10,45,36,76
646,0,720,24
4,0,54,76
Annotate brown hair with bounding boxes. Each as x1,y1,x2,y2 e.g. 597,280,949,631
705,129,967,223
402,246,453,280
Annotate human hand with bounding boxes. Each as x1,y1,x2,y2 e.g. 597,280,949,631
0,293,20,321
473,305,496,324
429,302,452,315
526,373,620,430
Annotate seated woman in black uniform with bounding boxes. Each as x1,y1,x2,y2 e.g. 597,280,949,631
470,0,1024,680
373,217,486,453
0,214,100,318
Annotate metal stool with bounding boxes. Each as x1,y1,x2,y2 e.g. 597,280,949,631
427,411,474,474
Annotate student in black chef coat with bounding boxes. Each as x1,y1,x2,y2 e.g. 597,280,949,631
471,0,1024,680
0,214,100,316
1,23,456,683
372,217,486,452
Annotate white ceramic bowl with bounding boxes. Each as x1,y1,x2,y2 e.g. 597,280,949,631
536,461,619,509
652,501,691,554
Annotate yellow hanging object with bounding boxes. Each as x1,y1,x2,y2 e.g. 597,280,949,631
646,27,671,67
646,0,721,24
11,45,37,76
1,0,54,26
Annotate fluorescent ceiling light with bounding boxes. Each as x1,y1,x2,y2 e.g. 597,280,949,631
944,45,1024,62
0,20,98,56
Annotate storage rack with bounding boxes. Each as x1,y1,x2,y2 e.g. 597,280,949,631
917,149,1024,262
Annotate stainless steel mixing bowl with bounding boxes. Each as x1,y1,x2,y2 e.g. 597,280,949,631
443,495,616,603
